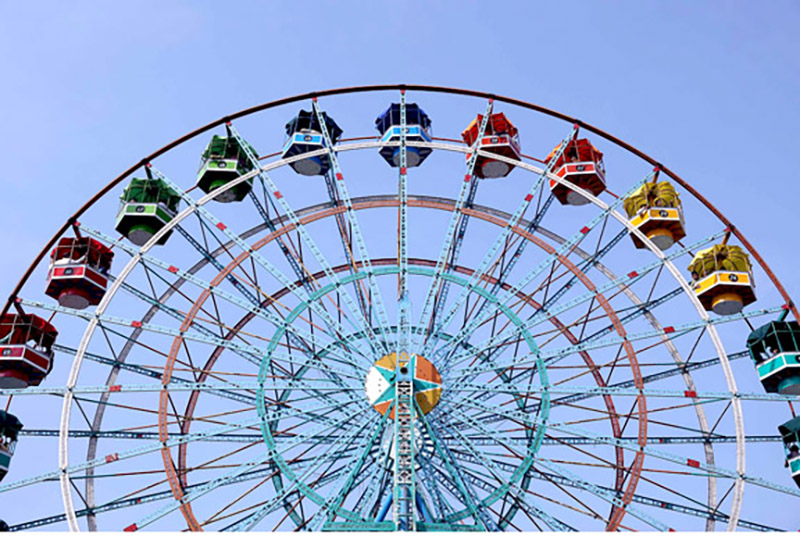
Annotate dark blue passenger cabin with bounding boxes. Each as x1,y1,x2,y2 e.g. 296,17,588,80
0,410,22,483
282,110,343,176
779,416,800,487
375,103,433,167
747,321,800,394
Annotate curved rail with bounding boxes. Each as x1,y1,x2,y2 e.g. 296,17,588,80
3,84,795,323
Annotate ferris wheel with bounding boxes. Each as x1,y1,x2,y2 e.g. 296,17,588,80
1,84,799,532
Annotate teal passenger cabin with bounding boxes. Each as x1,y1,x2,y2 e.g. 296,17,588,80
747,321,800,394
0,411,22,482
779,416,800,487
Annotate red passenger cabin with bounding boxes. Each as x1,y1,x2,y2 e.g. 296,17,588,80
45,237,113,310
461,113,521,179
546,138,606,206
0,314,57,389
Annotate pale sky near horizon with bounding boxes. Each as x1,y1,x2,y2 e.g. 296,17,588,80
1,1,799,531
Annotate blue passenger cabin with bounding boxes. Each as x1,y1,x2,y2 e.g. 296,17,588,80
747,320,800,394
374,103,433,167
779,416,800,487
0,411,22,482
282,110,342,176
115,178,181,246
196,135,258,203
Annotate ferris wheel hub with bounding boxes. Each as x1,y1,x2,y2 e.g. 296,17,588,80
364,352,442,417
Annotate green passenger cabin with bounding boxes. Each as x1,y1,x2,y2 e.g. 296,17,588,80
115,178,181,246
196,135,258,203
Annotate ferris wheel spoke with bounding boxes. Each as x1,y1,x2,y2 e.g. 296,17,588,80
531,466,778,532
415,99,494,347
549,421,800,499
438,395,541,435
423,411,503,530
136,406,375,531
416,456,450,522
438,412,573,531
493,169,652,320
421,128,577,359
0,414,263,496
229,409,379,532
22,295,372,390
0,379,368,399
146,166,378,369
499,348,753,418
444,449,587,531
532,458,672,531
442,229,729,375
394,91,415,360
446,381,800,405
532,283,683,352
444,445,776,532
432,173,651,371
17,295,291,371
226,123,384,358
313,409,391,529
442,173,654,374
173,219,266,307
311,100,396,350
538,304,783,367
443,304,784,384
77,220,373,372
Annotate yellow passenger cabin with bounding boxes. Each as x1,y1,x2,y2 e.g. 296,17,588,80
623,181,686,251
688,244,755,315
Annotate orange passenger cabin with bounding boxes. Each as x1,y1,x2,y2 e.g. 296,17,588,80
45,237,113,310
461,113,521,179
0,314,57,389
546,138,606,206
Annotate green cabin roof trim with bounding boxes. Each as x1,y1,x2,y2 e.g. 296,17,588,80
201,135,259,168
121,178,181,212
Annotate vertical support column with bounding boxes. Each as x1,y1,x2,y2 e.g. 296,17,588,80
393,353,415,531
393,90,416,531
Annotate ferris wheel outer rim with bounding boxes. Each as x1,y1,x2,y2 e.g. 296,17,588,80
53,137,741,531
3,85,787,530
73,191,719,530
58,137,737,531
2,84,795,323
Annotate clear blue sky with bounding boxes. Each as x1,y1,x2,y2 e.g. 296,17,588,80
1,1,799,531
1,1,799,300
